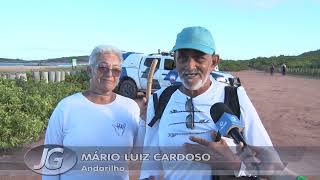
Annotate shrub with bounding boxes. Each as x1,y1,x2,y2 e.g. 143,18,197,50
0,73,88,150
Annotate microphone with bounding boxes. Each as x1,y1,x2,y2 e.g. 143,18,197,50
210,102,247,146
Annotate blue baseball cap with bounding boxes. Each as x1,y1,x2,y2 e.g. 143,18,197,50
171,26,216,55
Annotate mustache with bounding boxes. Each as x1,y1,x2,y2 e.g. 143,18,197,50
182,70,200,75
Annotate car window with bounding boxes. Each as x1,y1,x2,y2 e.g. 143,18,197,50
211,73,224,79
164,59,175,70
144,58,160,69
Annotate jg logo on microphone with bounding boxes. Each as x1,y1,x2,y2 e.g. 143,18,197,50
24,145,77,175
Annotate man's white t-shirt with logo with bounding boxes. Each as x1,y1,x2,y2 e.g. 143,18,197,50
140,80,273,180
43,92,142,180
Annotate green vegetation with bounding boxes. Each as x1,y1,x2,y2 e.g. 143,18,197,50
219,50,320,77
248,53,320,70
0,71,89,151
219,60,250,71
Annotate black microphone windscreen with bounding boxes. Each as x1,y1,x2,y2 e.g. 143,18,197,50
210,102,234,123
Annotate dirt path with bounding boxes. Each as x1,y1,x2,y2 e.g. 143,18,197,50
1,70,319,179
232,70,320,146
232,71,320,180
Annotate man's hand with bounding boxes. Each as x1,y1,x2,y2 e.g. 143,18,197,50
184,131,241,171
237,144,297,178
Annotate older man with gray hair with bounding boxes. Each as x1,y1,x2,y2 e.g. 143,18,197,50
140,26,274,180
43,45,144,180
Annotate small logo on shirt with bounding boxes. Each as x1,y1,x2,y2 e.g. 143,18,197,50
112,122,126,136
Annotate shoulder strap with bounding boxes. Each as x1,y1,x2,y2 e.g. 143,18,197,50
152,92,158,112
224,86,241,119
148,84,181,127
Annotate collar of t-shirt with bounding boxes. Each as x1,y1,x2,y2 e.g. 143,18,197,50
173,80,222,104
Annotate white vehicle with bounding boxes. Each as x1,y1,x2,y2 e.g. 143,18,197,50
211,71,241,87
117,52,240,98
117,52,177,98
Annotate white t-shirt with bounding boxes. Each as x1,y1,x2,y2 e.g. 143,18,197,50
140,80,273,180
43,92,142,180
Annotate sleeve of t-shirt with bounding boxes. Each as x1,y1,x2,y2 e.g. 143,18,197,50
139,91,163,180
134,118,146,148
236,86,274,177
237,86,273,146
131,101,143,148
44,105,64,145
42,104,64,180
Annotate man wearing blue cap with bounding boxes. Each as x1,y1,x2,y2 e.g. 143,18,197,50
139,26,274,180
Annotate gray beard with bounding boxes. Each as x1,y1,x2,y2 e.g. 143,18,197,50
181,78,203,90
179,73,209,91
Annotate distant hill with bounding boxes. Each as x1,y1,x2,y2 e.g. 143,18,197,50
44,56,88,64
0,58,26,63
246,49,320,71
0,56,89,64
219,49,320,71
298,49,320,57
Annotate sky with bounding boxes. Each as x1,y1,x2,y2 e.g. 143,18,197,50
0,0,319,60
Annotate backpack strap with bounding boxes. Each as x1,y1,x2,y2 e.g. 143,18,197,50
219,86,241,142
148,84,181,127
152,92,158,112
224,86,241,119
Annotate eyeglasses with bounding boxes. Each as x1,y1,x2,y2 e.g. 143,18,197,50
95,64,121,77
185,97,195,129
